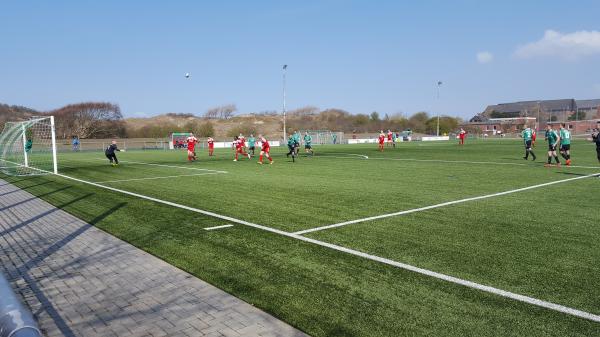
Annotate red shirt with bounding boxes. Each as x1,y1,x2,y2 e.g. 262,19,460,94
260,138,270,151
187,137,197,151
207,138,214,147
378,134,385,143
235,139,243,149
459,131,466,138
387,132,392,140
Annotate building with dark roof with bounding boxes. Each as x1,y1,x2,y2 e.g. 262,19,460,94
575,99,600,120
465,98,600,135
472,98,599,123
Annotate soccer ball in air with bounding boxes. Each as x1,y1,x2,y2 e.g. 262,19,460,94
185,73,190,78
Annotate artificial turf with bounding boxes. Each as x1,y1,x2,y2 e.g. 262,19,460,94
1,139,599,336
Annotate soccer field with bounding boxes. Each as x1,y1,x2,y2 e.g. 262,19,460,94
3,139,600,336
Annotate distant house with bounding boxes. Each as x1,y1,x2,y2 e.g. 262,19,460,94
466,98,600,134
575,99,600,120
466,117,536,135
481,99,575,120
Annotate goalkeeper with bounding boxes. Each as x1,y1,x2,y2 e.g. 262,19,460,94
590,121,600,164
105,140,124,166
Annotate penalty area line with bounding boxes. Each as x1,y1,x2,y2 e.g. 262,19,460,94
204,224,235,231
38,171,600,324
294,172,600,235
93,172,222,184
89,158,228,174
316,153,369,159
369,157,600,169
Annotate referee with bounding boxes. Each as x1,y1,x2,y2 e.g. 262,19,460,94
105,140,123,166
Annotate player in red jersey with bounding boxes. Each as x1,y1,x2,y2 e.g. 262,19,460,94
238,133,247,151
458,128,467,145
186,135,198,162
378,131,385,151
257,134,273,164
531,128,537,147
207,137,215,156
387,130,393,147
233,136,251,161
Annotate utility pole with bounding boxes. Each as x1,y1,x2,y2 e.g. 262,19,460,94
282,64,287,142
436,81,442,136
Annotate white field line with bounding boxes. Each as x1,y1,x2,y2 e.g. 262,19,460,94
204,224,235,231
293,172,600,235
351,155,600,169
93,172,221,184
312,154,600,169
317,153,369,159
34,170,600,323
84,158,228,174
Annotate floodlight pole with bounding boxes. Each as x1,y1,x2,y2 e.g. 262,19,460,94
282,65,287,142
535,101,542,131
436,81,442,136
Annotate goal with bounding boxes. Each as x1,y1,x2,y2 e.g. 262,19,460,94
169,132,193,150
0,116,58,176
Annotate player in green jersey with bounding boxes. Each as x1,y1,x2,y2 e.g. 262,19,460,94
558,123,572,166
303,132,314,156
248,134,256,157
286,135,297,162
292,130,301,156
544,124,561,167
521,125,537,161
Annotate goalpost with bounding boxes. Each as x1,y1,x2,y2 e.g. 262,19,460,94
0,116,58,176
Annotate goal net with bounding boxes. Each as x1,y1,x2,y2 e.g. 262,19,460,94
0,116,58,176
170,132,193,149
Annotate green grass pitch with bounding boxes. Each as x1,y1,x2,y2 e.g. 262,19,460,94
2,139,599,336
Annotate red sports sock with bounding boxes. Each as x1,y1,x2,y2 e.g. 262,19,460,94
259,154,263,162
268,156,272,162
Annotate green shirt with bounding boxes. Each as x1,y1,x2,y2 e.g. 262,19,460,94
303,134,312,145
545,129,558,145
287,137,295,146
292,133,301,142
559,129,570,145
248,137,256,147
522,128,533,141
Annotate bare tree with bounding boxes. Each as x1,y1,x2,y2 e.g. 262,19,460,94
204,107,219,119
220,104,237,119
288,106,319,116
204,104,237,119
51,102,123,138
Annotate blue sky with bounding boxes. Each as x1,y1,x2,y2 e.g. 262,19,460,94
1,0,599,119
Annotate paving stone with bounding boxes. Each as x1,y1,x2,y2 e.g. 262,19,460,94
0,179,308,337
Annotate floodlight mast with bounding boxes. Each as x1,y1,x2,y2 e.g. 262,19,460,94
436,81,442,136
282,64,288,142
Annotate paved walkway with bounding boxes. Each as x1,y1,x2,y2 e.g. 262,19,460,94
0,179,308,337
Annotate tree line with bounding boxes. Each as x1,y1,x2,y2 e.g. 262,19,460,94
284,107,462,135
1,101,463,139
